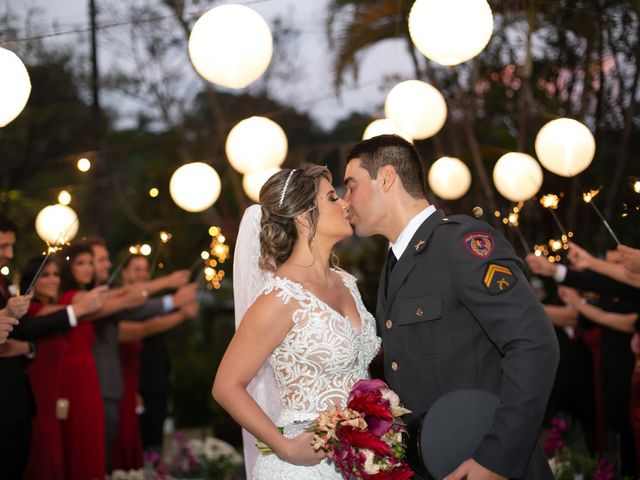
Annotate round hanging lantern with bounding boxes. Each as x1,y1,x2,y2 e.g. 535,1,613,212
170,162,221,212
408,0,494,66
428,156,472,200
35,204,79,245
362,118,413,143
493,152,544,202
384,80,447,140
188,4,273,89
0,47,31,127
534,118,595,177
226,116,288,175
242,167,281,202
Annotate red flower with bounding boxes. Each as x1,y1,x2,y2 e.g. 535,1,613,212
348,391,393,421
338,427,392,456
367,464,415,480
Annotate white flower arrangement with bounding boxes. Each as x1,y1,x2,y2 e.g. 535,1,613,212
109,469,145,480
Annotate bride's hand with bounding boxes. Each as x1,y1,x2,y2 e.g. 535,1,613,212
277,432,326,466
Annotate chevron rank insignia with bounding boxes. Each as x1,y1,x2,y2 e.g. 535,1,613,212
463,232,494,258
483,263,517,295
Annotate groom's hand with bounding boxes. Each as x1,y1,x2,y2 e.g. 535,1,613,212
444,459,506,480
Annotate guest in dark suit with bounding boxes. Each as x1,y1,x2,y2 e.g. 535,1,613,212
344,135,559,480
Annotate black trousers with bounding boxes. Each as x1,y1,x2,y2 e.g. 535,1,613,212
0,418,31,480
139,391,168,451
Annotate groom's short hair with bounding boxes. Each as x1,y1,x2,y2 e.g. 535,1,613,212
347,134,426,199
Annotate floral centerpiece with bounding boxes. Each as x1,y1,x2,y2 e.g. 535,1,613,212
144,432,242,480
545,417,617,480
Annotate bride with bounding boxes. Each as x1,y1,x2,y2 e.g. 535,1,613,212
212,164,380,479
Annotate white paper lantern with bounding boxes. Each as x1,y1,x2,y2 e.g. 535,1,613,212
170,162,221,212
226,116,288,175
384,80,447,140
408,0,493,66
188,4,273,89
35,204,79,245
428,156,472,200
242,167,281,202
0,47,31,127
362,119,413,143
534,118,595,177
493,152,544,202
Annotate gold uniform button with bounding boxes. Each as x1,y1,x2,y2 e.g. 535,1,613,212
385,319,393,329
391,361,398,371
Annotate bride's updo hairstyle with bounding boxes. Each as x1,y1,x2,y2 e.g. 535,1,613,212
259,164,332,271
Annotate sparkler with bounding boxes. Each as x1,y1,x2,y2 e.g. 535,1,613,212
581,186,620,245
106,243,151,286
190,226,230,290
25,215,79,296
149,231,172,277
503,203,531,253
539,194,570,239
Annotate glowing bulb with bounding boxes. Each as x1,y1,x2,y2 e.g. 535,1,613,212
58,190,71,206
634,181,640,193
129,246,138,254
160,231,172,243
0,266,9,276
77,158,91,172
201,251,210,260
149,188,159,198
209,226,220,237
140,244,152,256
217,235,226,243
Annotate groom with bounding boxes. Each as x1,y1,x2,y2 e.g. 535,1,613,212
344,135,559,480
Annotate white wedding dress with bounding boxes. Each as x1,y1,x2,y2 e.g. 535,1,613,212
252,269,381,480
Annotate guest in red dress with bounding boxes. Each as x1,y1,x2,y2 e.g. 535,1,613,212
111,255,197,469
21,256,67,480
111,339,144,470
58,245,106,480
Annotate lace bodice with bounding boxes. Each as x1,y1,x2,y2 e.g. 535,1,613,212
257,269,381,426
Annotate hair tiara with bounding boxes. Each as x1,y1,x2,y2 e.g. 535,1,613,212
278,169,297,207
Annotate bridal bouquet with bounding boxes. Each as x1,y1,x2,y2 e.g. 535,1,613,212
258,379,413,479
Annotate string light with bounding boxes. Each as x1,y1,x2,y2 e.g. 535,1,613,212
149,187,159,198
58,190,71,205
77,158,91,172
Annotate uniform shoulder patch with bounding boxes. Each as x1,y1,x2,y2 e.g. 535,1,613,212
483,263,517,295
462,231,494,258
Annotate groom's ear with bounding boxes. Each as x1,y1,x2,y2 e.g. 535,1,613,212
379,165,396,192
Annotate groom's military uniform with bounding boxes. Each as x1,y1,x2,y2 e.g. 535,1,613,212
377,209,559,480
